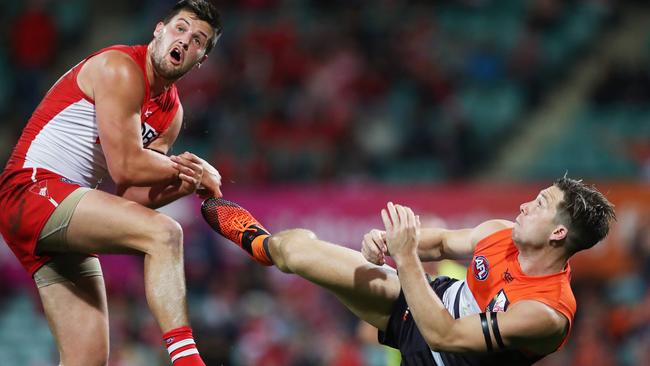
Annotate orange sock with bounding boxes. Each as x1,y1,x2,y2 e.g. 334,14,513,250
251,234,273,266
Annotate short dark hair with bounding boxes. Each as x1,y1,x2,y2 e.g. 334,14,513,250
553,177,616,254
163,0,223,55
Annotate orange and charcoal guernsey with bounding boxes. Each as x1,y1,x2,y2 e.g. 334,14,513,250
466,228,576,349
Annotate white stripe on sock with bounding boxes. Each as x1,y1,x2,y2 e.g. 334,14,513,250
167,339,196,354
171,348,199,363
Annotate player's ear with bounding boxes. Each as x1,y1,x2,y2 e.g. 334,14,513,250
550,225,567,243
153,22,165,38
196,54,208,68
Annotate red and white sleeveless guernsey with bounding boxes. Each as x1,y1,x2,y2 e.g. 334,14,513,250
0,44,180,275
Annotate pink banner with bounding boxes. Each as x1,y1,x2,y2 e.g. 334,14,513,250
199,182,647,279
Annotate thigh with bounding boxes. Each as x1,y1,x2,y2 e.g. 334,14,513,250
0,168,83,275
36,187,91,254
53,189,173,255
38,275,109,363
274,229,401,330
33,254,103,288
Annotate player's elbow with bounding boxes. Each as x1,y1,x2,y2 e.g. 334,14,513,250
111,173,131,186
423,331,453,353
427,335,461,353
417,247,443,261
423,324,469,353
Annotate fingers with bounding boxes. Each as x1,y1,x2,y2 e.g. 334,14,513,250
178,173,198,185
195,155,221,178
171,154,202,170
187,154,223,198
405,206,415,229
383,202,419,231
170,154,203,178
396,204,409,230
361,240,383,265
381,208,392,232
212,184,223,198
387,202,399,229
177,151,202,164
372,229,388,254
362,229,387,265
382,201,402,232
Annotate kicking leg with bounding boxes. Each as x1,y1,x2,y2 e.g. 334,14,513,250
269,228,400,330
202,198,402,331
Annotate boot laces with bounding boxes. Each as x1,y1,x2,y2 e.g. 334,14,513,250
232,217,258,240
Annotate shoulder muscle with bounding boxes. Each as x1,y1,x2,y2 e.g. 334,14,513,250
81,50,145,105
470,219,513,247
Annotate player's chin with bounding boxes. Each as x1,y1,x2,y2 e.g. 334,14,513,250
159,66,187,80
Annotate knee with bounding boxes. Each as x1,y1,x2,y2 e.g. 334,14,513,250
280,228,317,241
274,228,317,249
270,228,317,272
149,215,183,255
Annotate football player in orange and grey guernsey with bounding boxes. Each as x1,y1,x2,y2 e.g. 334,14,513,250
202,177,615,365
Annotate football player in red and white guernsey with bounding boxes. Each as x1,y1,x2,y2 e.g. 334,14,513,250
0,1,222,365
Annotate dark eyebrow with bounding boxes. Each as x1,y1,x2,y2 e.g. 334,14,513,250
177,17,208,40
197,30,209,40
540,191,550,205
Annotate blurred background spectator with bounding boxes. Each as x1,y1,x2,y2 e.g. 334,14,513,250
0,0,648,365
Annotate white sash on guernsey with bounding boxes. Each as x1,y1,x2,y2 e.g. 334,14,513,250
431,280,482,366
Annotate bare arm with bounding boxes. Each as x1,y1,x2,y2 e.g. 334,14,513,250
86,51,180,187
397,256,567,354
116,104,222,208
418,219,513,261
362,219,513,264
383,203,567,355
117,106,198,208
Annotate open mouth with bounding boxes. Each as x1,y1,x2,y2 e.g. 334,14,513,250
169,48,182,64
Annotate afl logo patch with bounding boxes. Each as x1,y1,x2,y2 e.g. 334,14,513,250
472,255,490,281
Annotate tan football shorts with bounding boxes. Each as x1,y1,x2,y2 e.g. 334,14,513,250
33,187,103,288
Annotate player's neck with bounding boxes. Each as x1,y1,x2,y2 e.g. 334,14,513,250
516,244,568,276
145,48,175,97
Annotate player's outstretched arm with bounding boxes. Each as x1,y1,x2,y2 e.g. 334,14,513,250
382,203,566,355
361,218,512,264
84,50,182,187
418,219,513,261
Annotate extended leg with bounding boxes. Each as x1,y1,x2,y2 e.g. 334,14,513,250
269,228,401,330
202,198,402,331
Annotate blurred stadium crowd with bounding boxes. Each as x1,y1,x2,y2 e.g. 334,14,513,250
0,0,649,365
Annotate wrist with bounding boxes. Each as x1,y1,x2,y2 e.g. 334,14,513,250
393,250,419,268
